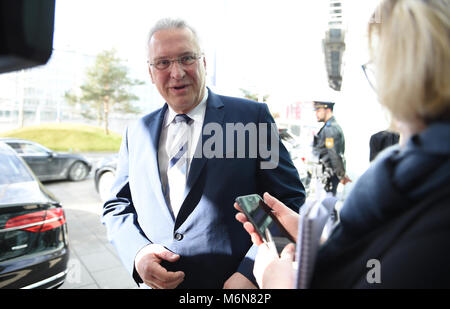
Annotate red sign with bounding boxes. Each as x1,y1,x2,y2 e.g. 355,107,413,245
286,102,302,120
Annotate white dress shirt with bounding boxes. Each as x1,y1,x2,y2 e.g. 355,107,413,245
158,90,208,216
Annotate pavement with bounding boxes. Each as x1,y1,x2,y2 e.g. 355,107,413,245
60,207,137,289
43,153,137,289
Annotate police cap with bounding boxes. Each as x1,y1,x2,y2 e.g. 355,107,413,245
313,101,335,110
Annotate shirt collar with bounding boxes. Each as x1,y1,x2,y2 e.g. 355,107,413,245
164,89,208,128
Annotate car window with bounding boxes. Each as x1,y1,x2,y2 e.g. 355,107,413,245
0,152,34,184
7,143,24,153
18,143,49,155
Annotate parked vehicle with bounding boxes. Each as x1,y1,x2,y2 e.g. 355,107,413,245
0,142,69,289
0,138,92,182
94,155,118,202
279,128,312,189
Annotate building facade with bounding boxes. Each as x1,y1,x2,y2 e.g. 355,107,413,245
0,49,156,134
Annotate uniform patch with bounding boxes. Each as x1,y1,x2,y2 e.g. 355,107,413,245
325,137,334,149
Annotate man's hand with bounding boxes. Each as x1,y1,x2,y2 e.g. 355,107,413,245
223,272,257,289
340,175,352,185
134,244,185,289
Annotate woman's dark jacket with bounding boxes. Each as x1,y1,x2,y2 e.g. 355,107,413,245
311,123,450,288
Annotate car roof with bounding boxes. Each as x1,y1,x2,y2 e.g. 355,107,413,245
0,138,54,152
0,137,35,143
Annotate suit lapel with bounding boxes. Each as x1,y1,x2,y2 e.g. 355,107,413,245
175,89,224,228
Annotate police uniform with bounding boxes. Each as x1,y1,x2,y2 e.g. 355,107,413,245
313,101,346,195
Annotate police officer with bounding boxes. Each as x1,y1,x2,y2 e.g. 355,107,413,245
312,101,350,195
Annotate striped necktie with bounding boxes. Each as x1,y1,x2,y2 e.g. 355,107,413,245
166,114,192,217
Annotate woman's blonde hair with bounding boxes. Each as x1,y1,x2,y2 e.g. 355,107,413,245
368,0,450,124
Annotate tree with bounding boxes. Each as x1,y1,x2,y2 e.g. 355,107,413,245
65,49,144,134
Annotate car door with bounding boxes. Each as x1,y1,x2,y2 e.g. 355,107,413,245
11,142,60,180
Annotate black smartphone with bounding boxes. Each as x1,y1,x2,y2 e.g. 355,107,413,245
235,194,295,247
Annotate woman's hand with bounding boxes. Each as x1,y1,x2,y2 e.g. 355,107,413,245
253,242,296,289
234,192,300,245
234,192,299,288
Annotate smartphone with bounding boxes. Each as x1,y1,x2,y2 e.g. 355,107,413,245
235,194,294,253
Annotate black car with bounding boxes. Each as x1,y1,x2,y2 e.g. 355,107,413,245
94,154,118,202
0,138,92,182
0,142,69,289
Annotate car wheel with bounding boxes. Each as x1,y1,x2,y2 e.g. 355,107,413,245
98,171,115,202
68,161,89,181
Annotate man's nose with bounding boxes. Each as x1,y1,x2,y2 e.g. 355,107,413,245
169,61,185,79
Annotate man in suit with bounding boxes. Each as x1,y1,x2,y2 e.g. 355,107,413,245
102,18,305,289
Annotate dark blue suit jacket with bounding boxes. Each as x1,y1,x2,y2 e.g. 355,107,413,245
102,88,305,288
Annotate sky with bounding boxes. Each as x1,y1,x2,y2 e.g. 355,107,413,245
53,0,384,180
54,0,334,101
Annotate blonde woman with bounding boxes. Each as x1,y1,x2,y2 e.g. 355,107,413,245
236,0,450,288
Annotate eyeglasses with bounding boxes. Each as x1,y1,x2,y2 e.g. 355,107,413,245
149,54,203,70
362,61,377,92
